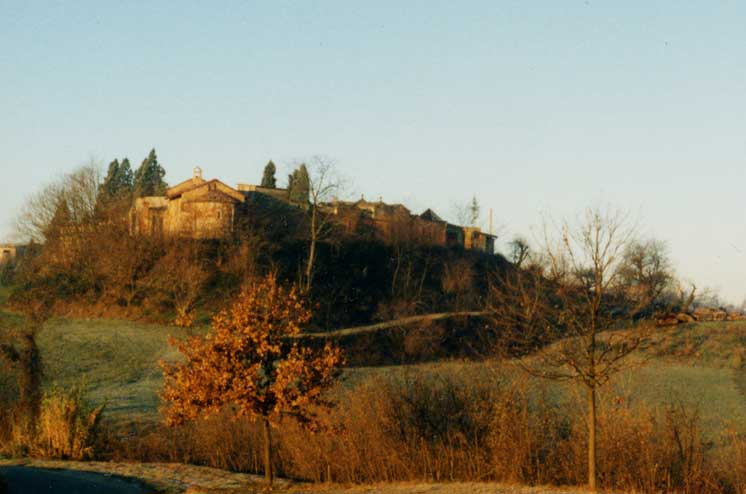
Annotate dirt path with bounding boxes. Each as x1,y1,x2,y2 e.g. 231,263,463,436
0,460,610,494
298,483,602,494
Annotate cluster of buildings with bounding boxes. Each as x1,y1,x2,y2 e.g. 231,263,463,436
131,168,496,253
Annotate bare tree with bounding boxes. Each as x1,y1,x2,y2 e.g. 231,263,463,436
301,156,347,294
489,207,661,490
451,195,480,227
693,286,721,309
507,236,531,268
16,163,101,244
143,241,209,327
619,239,673,316
93,228,161,308
442,258,476,310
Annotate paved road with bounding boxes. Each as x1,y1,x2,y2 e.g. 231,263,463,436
0,466,152,494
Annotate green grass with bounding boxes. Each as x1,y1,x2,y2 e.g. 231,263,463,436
35,318,204,423
0,285,208,424
35,319,746,436
349,322,746,442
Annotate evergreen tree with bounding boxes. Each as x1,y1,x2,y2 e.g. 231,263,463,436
100,158,134,201
134,149,168,197
260,160,277,188
288,164,310,203
296,164,310,202
100,159,120,200
118,158,134,191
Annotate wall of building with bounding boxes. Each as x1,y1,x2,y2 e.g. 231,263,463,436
133,194,237,240
462,227,495,254
237,184,289,202
131,197,168,237
164,200,235,239
0,245,17,264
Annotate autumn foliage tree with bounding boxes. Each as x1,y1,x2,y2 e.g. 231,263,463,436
161,275,343,485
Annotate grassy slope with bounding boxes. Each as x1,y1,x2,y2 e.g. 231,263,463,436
36,318,192,423
633,322,746,435
2,285,745,436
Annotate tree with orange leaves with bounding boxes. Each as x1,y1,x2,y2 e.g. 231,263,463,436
161,275,343,485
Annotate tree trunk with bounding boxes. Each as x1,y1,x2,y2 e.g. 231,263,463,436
305,206,317,294
19,329,42,435
588,384,597,491
262,416,273,486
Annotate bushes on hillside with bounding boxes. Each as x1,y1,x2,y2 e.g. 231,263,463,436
9,162,515,332
11,228,506,330
0,261,16,286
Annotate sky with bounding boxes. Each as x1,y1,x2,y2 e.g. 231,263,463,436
1,1,746,302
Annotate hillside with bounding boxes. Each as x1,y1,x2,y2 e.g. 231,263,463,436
36,317,190,423
3,299,745,440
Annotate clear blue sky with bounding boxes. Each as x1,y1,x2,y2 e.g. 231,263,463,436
2,1,746,302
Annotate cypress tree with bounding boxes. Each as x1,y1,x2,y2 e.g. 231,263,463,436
260,161,277,189
118,158,134,192
134,148,168,197
101,159,121,199
98,158,135,213
288,164,309,203
101,158,134,199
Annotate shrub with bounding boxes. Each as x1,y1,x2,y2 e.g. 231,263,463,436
717,431,746,493
4,386,106,460
35,386,105,460
0,261,16,286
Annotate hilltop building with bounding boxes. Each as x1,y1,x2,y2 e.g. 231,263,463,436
130,168,496,254
0,244,26,265
131,168,248,239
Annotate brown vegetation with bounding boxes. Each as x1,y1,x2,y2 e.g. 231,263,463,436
105,366,746,493
7,164,507,331
1,384,105,461
161,275,343,485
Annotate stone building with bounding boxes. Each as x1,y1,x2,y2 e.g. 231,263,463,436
131,168,497,253
0,244,26,265
131,168,271,239
326,200,496,254
463,226,496,254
